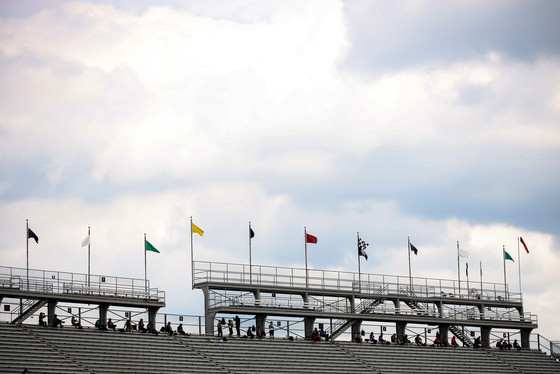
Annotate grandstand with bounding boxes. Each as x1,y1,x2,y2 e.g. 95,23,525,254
1,263,560,373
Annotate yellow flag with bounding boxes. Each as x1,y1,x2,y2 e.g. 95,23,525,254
192,223,204,237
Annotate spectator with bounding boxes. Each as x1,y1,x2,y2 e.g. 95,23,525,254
95,318,106,330
312,328,320,344
415,334,424,346
269,322,275,339
451,336,459,347
71,316,82,329
247,326,255,339
235,315,241,337
391,333,400,345
165,322,173,336
53,314,64,328
228,319,233,338
217,320,223,338
502,339,512,350
355,332,362,343
38,312,47,327
124,319,133,332
147,320,158,335
513,339,521,351
138,318,147,333
433,336,442,347
256,326,265,339
320,328,330,341
107,318,116,331
177,323,189,336
378,333,385,344
474,336,483,349
403,334,411,345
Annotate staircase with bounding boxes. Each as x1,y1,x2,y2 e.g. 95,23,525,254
327,297,383,340
449,325,474,347
11,298,48,324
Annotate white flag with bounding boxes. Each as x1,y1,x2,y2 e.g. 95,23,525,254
458,248,469,258
81,235,90,247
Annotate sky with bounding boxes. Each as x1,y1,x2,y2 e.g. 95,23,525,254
1,0,559,338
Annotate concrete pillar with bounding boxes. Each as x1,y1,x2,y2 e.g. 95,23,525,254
205,311,216,336
349,296,356,313
392,299,400,314
47,300,58,326
98,303,109,328
253,290,261,306
520,328,532,349
481,326,492,347
304,316,316,339
396,321,408,342
148,306,160,331
255,313,267,332
351,320,363,341
438,323,449,341
435,300,443,318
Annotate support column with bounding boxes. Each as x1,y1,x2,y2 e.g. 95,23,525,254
396,321,408,343
47,300,58,327
148,306,160,331
98,303,109,328
435,300,443,318
255,313,267,332
304,316,316,339
254,290,261,307
349,295,356,313
351,320,363,341
481,326,492,348
520,328,532,349
438,323,449,341
392,299,400,314
205,311,216,336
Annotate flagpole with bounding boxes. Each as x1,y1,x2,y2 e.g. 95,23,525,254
305,227,308,289
249,222,252,285
190,217,194,290
144,233,147,292
480,261,483,297
457,241,461,295
466,262,470,294
408,237,412,293
517,237,522,295
87,226,91,288
357,232,361,293
26,219,29,290
503,245,507,298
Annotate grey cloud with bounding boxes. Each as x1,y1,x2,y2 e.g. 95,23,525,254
341,0,560,74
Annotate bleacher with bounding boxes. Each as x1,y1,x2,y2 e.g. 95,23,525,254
1,323,559,374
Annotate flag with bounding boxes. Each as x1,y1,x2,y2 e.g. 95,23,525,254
410,243,418,255
504,251,514,262
358,238,369,260
250,227,255,239
145,240,160,253
28,228,39,244
81,235,90,247
306,233,317,244
458,249,469,258
520,237,529,254
192,223,204,237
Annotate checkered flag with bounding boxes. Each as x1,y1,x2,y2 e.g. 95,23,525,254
358,238,369,260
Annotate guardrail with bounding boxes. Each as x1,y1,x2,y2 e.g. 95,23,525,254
0,266,165,302
194,261,521,303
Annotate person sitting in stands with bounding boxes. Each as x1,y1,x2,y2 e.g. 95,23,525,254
442,337,450,347
433,336,442,347
378,333,385,344
177,323,189,336
355,332,362,343
38,312,47,327
502,339,512,350
71,316,82,329
451,336,459,347
415,335,423,346
247,326,255,339
147,321,158,334
95,318,106,330
312,328,320,344
256,326,265,339
474,336,483,349
138,318,147,333
52,314,64,328
320,328,329,341
124,319,133,332
403,334,411,345
107,318,116,331
513,339,521,351
369,332,377,344
165,322,173,336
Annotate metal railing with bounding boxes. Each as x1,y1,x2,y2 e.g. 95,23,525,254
0,266,165,302
194,261,521,303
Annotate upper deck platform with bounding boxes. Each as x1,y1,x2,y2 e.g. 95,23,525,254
0,265,165,308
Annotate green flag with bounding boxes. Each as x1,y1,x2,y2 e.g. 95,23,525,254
504,251,514,262
146,240,160,253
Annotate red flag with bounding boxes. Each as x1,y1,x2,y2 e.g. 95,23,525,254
306,233,317,244
520,237,529,253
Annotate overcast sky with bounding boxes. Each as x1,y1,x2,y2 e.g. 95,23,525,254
1,0,559,338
